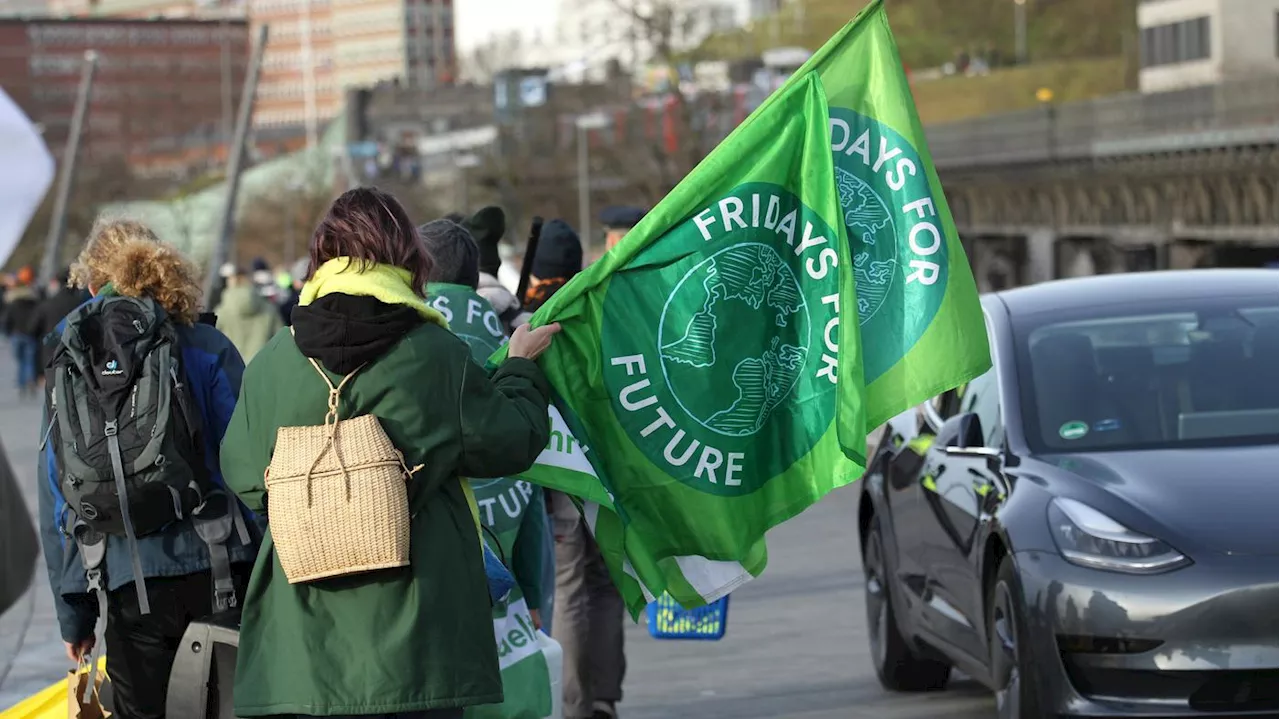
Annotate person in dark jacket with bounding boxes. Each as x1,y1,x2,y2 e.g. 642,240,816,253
463,207,523,332
220,187,561,719
421,218,557,717
277,257,310,327
3,265,41,397
39,220,258,719
518,219,582,325
519,220,627,719
425,216,560,633
598,206,645,253
31,268,91,372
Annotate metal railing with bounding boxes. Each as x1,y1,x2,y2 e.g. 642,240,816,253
924,74,1279,169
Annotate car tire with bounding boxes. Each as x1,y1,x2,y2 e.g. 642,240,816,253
863,514,951,692
988,556,1044,719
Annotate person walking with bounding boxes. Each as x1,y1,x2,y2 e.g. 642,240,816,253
219,187,561,719
38,219,258,719
421,217,556,718
3,266,40,396
522,220,628,719
215,267,284,363
434,213,559,631
30,268,90,375
464,207,522,332
277,257,310,327
598,206,645,253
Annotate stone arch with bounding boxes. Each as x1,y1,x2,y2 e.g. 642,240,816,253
1213,174,1242,225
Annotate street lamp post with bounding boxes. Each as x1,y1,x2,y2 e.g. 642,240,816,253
1014,0,1027,65
575,112,609,255
285,178,305,264
455,152,481,212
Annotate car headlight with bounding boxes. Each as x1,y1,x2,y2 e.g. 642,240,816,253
1048,498,1190,574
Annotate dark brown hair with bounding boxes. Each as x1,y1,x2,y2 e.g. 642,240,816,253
307,187,432,296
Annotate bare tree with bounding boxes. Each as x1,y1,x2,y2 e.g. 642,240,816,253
233,153,335,268
459,30,530,84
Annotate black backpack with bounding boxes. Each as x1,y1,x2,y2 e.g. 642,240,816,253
48,295,247,626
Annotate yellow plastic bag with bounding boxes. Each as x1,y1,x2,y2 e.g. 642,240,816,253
0,657,108,719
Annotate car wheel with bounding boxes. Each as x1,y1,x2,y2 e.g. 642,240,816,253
988,556,1044,719
863,514,951,692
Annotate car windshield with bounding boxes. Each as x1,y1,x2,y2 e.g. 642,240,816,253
1015,296,1278,453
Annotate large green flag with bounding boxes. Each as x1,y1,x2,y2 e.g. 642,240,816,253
498,0,990,615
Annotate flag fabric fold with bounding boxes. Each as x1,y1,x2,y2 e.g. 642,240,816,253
496,0,990,615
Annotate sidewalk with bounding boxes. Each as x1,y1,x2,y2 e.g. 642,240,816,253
0,345,67,711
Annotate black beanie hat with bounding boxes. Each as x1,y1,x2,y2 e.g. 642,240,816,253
465,206,506,277
532,219,582,280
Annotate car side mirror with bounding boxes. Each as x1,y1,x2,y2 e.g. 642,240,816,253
942,412,1001,458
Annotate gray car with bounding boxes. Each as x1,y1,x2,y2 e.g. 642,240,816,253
858,269,1279,718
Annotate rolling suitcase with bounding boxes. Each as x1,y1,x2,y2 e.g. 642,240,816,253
166,611,241,719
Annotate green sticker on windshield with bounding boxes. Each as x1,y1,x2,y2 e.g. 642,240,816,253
1058,421,1089,441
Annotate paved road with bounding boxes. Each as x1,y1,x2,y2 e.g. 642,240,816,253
619,483,994,719
0,347,996,717
0,350,68,711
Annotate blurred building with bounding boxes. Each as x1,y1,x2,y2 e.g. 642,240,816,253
535,0,741,84
1138,0,1280,92
43,0,456,138
0,16,249,172
250,0,457,135
0,0,51,14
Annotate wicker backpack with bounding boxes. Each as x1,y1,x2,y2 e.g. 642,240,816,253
264,356,421,583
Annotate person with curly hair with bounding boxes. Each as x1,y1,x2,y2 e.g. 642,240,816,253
38,218,260,719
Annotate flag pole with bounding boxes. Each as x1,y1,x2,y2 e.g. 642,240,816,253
203,23,269,307
38,50,97,287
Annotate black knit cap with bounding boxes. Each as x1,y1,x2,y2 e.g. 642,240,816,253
531,219,582,280
465,206,506,276
600,205,646,229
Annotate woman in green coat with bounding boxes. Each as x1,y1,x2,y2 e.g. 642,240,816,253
220,187,561,719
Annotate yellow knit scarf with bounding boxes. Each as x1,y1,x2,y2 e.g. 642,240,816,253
298,258,448,329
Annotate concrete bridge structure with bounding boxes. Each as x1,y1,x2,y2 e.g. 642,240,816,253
926,74,1279,291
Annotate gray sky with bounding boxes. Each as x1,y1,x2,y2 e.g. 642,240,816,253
455,0,558,52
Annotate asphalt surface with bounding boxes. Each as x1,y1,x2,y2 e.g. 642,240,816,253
0,348,996,717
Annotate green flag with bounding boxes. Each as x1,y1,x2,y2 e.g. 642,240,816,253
498,0,990,615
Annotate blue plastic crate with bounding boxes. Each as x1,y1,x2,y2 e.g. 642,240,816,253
645,594,730,640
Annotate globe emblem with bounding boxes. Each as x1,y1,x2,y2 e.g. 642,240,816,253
657,243,811,438
836,167,898,325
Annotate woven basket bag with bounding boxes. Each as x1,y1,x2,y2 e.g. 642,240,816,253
264,356,421,584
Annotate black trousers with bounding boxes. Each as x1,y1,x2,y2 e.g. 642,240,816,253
105,565,251,719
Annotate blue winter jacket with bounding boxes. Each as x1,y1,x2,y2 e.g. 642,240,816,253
38,299,260,643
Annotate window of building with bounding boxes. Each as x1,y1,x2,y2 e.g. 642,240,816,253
1141,15,1211,68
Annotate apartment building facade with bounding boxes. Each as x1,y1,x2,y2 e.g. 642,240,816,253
1138,0,1280,92
0,16,249,172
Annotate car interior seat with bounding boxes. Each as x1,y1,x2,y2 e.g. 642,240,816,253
1096,345,1163,442
1029,332,1131,445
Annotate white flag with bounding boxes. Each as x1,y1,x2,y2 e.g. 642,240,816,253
0,89,55,267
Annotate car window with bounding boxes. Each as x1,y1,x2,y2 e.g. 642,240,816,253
1015,297,1278,452
959,367,1003,448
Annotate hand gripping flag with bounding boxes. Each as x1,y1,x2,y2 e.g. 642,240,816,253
496,0,991,616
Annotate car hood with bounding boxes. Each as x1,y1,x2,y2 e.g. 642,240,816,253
1035,445,1279,557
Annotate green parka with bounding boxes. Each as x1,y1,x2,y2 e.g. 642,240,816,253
220,292,552,717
